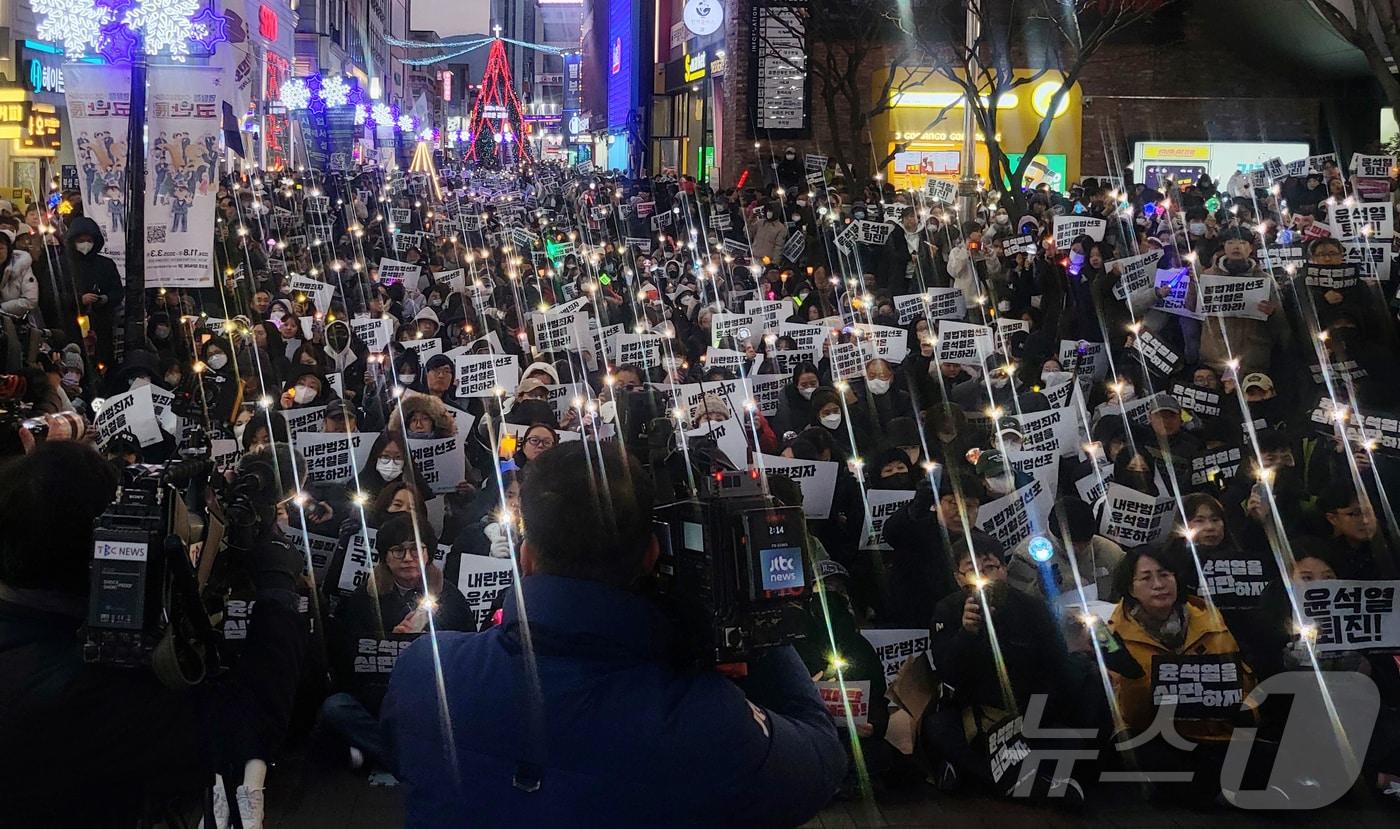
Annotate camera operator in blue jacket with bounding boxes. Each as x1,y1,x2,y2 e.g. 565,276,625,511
382,441,847,827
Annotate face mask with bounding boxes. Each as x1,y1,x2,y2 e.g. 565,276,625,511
765,211,775,220
207,353,228,370
867,378,891,396
1188,222,1207,236
1117,384,1136,401
1223,257,1253,275
995,214,1009,225
880,474,913,490
785,153,796,160
75,241,94,255
376,458,404,480
398,373,417,385
1041,370,1072,387
164,373,181,386
820,413,842,430
797,386,816,399
406,429,434,440
990,376,1009,389
129,376,151,389
430,298,442,307
153,326,171,339
796,200,808,207
1068,251,1085,274
62,371,81,388
292,384,316,404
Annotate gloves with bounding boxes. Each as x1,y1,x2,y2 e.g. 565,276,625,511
910,477,936,515
484,522,513,559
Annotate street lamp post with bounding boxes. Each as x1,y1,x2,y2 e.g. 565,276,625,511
957,0,981,223
124,38,148,353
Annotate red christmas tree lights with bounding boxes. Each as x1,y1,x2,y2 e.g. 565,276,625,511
463,30,532,168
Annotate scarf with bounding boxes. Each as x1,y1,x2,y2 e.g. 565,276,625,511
1130,603,1187,650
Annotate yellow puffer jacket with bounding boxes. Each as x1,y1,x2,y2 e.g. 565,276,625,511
1108,596,1256,743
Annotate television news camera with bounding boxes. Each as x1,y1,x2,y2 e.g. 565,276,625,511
83,433,300,689
617,387,813,665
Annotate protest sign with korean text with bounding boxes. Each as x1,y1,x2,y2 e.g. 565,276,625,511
756,454,839,519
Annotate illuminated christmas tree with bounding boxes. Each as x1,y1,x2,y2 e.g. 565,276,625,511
464,28,531,169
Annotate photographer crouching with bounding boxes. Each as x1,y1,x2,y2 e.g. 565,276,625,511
0,441,308,827
382,441,848,827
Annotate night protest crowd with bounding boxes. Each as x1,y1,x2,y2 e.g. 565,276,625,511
3,141,1400,827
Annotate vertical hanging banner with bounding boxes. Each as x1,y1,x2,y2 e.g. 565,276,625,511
64,64,132,281
145,66,224,288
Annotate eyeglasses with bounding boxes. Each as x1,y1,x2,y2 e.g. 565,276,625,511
524,436,556,449
386,543,428,561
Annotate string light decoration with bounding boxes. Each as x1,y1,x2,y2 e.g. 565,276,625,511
409,140,443,201
122,0,209,61
319,74,351,108
279,77,311,111
464,32,532,168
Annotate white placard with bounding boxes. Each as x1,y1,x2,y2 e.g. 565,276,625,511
862,489,915,551
94,385,163,448
756,454,839,519
407,435,465,494
295,430,377,484
936,321,994,366
453,352,521,397
1198,274,1271,321
1098,483,1176,548
1053,215,1107,249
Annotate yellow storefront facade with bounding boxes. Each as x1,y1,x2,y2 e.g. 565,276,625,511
867,68,1082,193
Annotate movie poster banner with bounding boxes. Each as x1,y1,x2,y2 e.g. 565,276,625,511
144,66,224,288
64,63,132,281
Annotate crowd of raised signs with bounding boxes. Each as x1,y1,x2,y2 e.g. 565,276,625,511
6,144,1400,803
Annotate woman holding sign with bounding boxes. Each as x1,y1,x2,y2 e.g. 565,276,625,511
1106,548,1257,792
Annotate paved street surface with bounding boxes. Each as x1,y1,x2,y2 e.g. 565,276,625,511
259,749,1395,828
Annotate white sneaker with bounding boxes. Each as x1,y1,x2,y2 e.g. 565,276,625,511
234,785,264,829
199,775,230,829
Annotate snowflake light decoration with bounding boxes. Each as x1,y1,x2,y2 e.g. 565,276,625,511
33,0,114,55
123,0,208,62
396,114,415,133
371,102,393,125
320,75,351,108
354,104,369,125
189,3,228,53
279,78,311,111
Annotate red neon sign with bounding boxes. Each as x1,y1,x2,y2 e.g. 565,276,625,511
259,4,278,41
